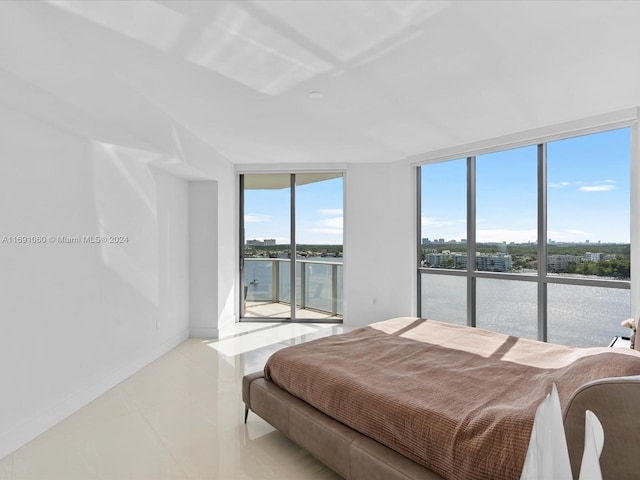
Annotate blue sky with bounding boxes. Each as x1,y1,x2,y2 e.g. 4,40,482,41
244,176,344,245
244,128,630,246
421,127,630,244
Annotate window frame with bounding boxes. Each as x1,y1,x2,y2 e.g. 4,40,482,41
416,112,637,342
238,169,346,323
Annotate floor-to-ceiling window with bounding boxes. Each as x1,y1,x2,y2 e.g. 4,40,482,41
240,172,343,322
418,127,631,347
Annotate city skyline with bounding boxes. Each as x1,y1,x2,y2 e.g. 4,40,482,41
421,237,629,246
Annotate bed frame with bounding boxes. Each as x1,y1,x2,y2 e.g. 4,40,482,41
243,371,640,480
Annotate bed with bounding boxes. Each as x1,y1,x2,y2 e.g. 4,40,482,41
242,317,640,480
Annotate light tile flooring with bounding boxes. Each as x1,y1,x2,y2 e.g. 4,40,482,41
243,301,342,322
0,322,347,480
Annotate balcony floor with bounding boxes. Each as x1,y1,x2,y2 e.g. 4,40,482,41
244,301,342,321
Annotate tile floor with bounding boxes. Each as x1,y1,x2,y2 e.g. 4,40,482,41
0,322,346,480
243,301,342,322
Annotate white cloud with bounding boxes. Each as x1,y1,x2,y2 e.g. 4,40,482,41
244,213,271,223
577,179,616,192
319,217,343,228
312,228,343,235
549,181,570,188
578,185,615,192
312,216,343,236
547,229,592,241
421,217,465,227
318,208,343,216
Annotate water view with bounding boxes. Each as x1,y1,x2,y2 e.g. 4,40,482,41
244,244,631,348
421,273,630,348
243,252,343,317
419,128,632,349
241,126,634,349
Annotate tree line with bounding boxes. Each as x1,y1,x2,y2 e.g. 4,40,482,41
550,258,630,279
422,242,630,279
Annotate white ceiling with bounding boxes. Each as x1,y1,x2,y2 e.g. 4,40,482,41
1,0,639,166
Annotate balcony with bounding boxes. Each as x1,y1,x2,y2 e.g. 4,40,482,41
243,258,343,321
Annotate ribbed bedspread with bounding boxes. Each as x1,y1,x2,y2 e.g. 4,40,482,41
264,317,640,480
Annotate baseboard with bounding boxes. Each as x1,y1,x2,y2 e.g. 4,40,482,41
0,327,189,461
189,326,219,338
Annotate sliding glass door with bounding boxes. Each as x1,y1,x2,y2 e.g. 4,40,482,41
240,172,343,322
241,174,292,318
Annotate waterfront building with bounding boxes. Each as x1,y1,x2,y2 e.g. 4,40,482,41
423,252,512,272
424,252,452,267
246,238,276,246
455,256,468,269
584,252,603,262
548,254,582,270
476,253,512,272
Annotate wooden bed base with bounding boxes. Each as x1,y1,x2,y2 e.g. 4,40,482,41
243,371,640,480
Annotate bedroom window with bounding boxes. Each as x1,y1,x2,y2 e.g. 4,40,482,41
476,145,538,273
240,172,343,322
418,127,631,347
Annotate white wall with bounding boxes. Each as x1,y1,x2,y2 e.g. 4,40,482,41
343,161,417,327
170,124,237,334
0,86,421,458
189,181,219,338
215,171,237,331
0,105,191,459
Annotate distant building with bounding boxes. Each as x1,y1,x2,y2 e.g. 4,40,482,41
246,238,276,246
424,252,452,267
548,254,581,270
423,252,512,272
455,255,468,269
476,253,512,272
584,252,603,262
422,238,430,245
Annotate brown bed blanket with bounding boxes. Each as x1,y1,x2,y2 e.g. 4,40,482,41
264,317,640,480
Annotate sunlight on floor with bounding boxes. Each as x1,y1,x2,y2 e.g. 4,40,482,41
0,322,344,480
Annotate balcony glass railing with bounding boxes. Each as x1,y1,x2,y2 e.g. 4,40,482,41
244,258,343,317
